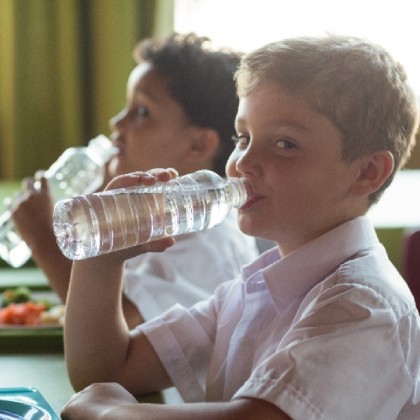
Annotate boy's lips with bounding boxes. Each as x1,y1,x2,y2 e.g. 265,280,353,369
241,194,264,209
110,133,124,154
113,141,124,156
240,183,264,209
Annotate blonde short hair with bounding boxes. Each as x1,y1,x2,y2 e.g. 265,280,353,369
235,35,419,203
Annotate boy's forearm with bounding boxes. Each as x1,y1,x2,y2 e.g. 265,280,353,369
29,228,72,303
65,257,129,390
62,392,289,420
65,238,175,392
128,399,289,420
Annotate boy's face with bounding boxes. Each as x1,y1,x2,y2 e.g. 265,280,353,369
108,63,197,177
226,84,363,256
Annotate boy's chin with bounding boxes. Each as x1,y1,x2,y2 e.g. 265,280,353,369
237,217,260,238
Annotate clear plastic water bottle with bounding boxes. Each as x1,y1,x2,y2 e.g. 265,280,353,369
0,135,115,268
53,170,248,260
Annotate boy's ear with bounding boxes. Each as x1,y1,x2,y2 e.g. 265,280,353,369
186,127,220,162
350,150,394,197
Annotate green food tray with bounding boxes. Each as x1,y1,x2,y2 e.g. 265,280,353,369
0,326,63,354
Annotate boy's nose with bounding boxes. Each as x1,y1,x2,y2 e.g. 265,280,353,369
109,109,126,131
235,144,262,177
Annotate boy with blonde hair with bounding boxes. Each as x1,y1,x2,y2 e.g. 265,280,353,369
62,35,420,419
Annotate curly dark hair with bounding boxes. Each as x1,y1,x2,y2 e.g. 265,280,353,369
133,33,242,177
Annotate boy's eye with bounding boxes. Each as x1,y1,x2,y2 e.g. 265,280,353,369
135,106,148,118
231,134,297,151
276,139,297,149
231,134,249,149
125,105,149,122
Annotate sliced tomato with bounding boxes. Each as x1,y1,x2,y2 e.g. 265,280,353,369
0,301,47,325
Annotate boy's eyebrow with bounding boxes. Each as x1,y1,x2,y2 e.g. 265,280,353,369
235,117,310,133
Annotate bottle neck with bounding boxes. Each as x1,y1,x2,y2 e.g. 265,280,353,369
87,135,116,164
226,178,248,208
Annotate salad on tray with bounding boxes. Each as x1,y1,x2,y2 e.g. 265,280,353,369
0,286,64,327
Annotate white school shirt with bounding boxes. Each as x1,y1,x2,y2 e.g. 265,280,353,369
123,210,259,321
139,216,420,419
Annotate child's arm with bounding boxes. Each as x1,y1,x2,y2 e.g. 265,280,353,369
61,382,290,419
65,246,173,393
64,169,177,393
12,176,72,302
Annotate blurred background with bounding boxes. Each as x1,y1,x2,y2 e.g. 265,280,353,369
1,0,419,180
0,0,419,272
0,0,173,180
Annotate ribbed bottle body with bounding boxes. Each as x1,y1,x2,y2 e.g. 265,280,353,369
53,170,247,260
46,149,106,202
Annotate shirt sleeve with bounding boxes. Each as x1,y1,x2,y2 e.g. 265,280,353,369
138,279,239,402
233,283,415,420
123,214,258,321
123,251,206,321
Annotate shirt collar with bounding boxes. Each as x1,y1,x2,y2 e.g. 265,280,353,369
241,216,380,311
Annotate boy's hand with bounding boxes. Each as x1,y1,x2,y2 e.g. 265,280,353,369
61,383,138,420
12,173,55,250
104,167,178,192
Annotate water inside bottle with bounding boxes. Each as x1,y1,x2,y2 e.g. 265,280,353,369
0,135,114,267
165,186,231,236
54,184,233,260
54,190,166,259
47,154,106,201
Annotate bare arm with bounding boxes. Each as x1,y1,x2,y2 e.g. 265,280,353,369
65,170,177,393
65,253,171,393
12,176,72,302
61,383,290,420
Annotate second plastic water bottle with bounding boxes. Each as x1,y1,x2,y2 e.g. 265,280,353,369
53,170,248,260
0,135,115,267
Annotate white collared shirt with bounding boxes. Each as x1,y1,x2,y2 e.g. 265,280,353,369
123,210,259,321
139,216,420,419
